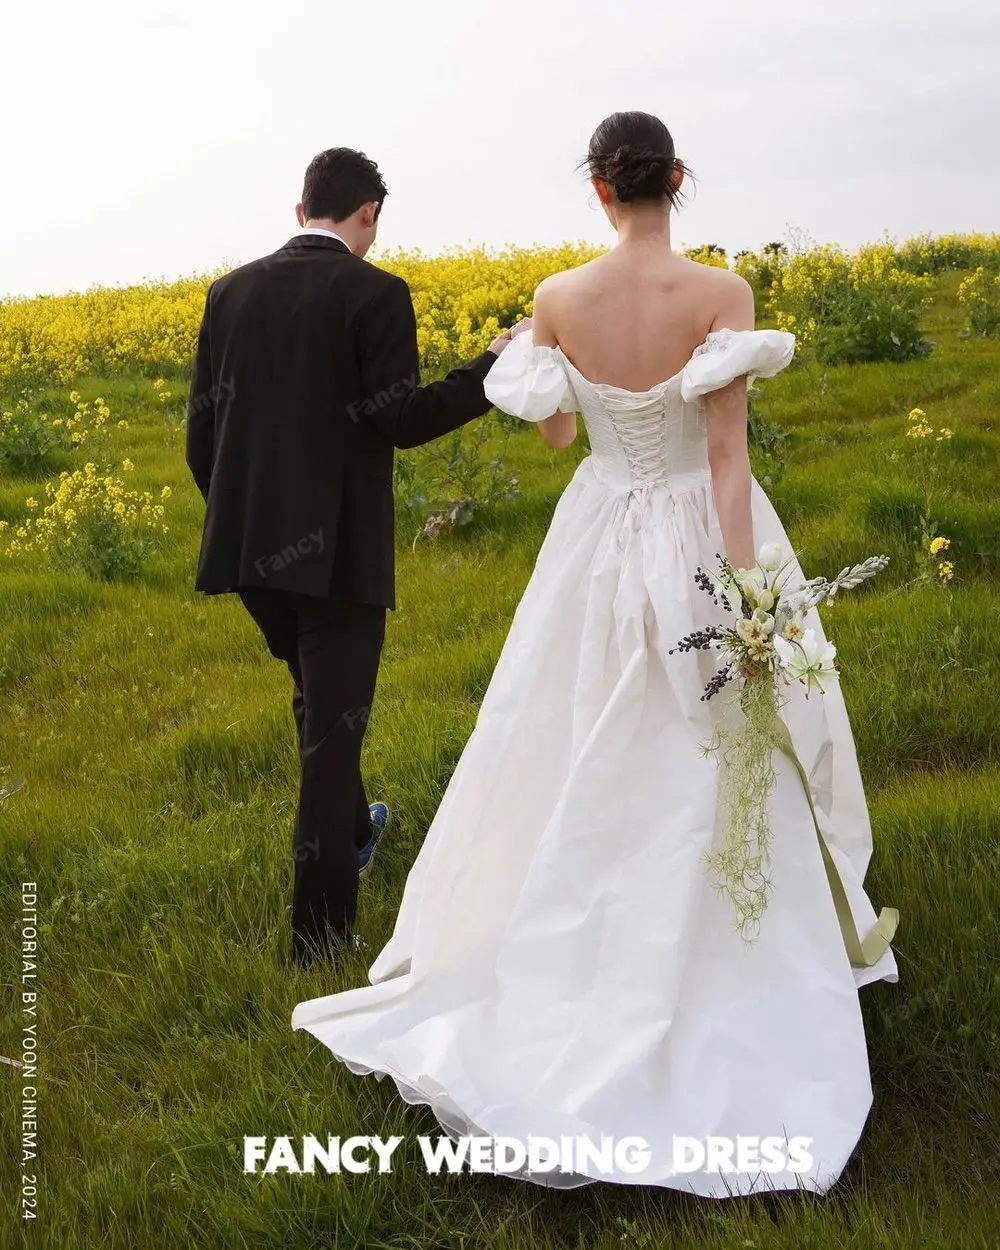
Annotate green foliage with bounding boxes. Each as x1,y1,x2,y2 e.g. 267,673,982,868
2,461,170,581
735,241,788,311
394,409,520,541
747,384,790,489
957,266,1000,337
0,389,112,474
770,241,934,364
892,231,1000,275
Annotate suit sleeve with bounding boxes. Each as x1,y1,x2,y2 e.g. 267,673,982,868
185,283,216,499
354,277,498,449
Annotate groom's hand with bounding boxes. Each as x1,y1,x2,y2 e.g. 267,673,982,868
487,327,513,355
487,316,532,356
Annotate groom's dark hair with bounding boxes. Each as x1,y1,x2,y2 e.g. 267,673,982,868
301,148,387,222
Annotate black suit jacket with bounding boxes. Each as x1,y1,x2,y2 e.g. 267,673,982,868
185,234,498,608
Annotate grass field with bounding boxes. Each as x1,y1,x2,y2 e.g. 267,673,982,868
2,267,999,1249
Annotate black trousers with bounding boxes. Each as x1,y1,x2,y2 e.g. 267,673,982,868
238,588,386,963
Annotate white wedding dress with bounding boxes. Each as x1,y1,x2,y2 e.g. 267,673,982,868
292,328,898,1198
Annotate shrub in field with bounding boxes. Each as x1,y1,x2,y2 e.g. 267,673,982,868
771,242,933,364
893,232,1000,275
0,389,120,474
734,242,787,311
957,267,1000,337
395,412,520,543
0,461,171,580
898,406,956,587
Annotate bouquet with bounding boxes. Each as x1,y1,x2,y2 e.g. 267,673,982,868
669,542,890,947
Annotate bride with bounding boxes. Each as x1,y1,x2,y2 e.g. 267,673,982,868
291,110,898,1197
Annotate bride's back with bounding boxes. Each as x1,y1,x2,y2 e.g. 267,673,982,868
531,109,754,394
540,245,750,394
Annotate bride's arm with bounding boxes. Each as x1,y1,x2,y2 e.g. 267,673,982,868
526,281,577,449
706,277,756,571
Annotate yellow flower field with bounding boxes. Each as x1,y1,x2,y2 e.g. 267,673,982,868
3,233,998,393
0,245,603,390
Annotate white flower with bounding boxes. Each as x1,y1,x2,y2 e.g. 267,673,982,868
782,617,805,642
757,542,782,571
756,588,775,612
773,628,838,694
735,566,766,607
751,608,775,635
736,611,773,648
736,565,765,590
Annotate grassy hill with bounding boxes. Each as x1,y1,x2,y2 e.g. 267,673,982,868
1,261,998,1248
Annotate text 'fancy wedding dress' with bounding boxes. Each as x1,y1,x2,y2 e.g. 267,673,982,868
292,328,898,1198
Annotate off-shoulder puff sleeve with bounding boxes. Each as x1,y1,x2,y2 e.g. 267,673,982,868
680,328,796,402
483,332,577,422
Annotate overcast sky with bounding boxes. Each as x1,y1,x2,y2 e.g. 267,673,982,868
3,0,998,298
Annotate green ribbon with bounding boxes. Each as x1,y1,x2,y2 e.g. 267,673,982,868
767,709,899,968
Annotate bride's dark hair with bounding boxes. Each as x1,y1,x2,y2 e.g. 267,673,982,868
581,112,691,207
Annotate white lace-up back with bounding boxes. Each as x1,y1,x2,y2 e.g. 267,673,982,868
560,362,710,489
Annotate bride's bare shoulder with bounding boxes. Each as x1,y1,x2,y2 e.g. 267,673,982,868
534,254,609,300
678,258,755,322
678,255,751,293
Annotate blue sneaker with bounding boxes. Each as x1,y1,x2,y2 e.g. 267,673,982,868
358,802,389,877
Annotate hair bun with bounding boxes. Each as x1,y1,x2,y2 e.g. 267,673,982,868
604,145,673,203
582,112,687,208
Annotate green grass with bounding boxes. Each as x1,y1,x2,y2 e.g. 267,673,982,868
2,275,1000,1248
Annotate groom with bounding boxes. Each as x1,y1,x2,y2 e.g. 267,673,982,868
185,147,519,967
